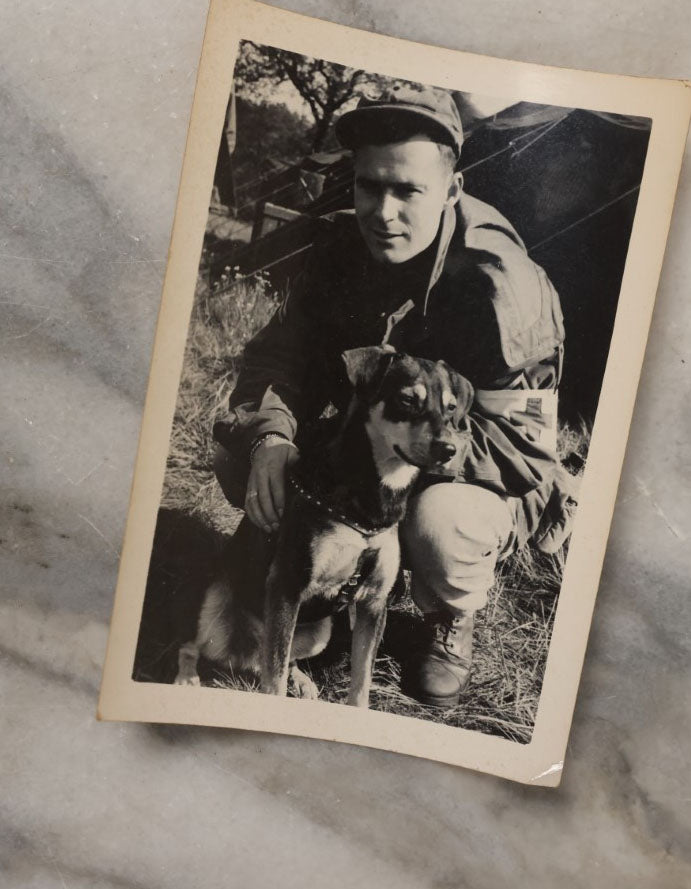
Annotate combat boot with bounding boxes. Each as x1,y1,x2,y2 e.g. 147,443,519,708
402,610,474,707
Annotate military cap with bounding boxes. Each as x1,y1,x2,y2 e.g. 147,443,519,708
335,84,463,159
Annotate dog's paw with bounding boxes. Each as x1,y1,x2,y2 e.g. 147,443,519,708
173,673,201,687
288,666,319,700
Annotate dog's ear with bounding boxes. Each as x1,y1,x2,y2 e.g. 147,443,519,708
342,346,397,402
437,361,474,421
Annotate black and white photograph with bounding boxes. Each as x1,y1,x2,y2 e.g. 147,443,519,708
131,40,651,744
97,0,690,783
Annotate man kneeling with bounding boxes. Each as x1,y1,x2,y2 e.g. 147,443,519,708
213,85,570,706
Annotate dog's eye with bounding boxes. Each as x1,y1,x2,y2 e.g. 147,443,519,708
395,393,422,415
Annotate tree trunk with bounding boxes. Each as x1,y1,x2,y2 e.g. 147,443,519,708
310,112,334,153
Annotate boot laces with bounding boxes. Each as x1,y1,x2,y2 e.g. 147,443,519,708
428,614,463,651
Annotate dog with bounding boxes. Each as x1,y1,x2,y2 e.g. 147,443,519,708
175,346,474,708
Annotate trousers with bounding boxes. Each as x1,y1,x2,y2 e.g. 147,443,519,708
401,482,517,615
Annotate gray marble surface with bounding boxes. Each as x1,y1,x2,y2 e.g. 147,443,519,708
1,1,690,886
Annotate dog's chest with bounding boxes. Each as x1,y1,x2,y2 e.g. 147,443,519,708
306,522,398,600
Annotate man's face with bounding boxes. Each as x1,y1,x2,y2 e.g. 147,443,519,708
353,135,460,265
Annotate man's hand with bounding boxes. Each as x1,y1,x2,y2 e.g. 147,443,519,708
245,437,299,534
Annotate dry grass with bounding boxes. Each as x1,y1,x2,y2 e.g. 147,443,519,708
144,262,585,744
161,269,280,535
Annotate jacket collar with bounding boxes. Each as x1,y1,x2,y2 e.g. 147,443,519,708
422,201,457,316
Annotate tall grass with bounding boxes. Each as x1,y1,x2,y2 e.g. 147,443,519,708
154,262,584,744
162,269,280,535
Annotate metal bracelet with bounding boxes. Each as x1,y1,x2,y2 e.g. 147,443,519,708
249,433,294,464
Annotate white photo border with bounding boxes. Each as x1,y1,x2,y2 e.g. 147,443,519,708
98,0,691,786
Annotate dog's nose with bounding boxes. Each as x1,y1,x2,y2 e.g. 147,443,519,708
430,440,456,464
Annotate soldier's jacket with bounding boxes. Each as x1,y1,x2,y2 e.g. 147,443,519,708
214,192,566,545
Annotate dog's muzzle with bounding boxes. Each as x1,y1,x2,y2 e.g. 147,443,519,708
430,440,457,465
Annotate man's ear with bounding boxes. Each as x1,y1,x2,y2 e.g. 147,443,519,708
446,172,463,207
438,361,474,420
342,346,397,402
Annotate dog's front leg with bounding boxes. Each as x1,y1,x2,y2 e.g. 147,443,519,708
261,561,302,697
348,601,387,708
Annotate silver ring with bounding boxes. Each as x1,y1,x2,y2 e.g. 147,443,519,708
247,491,258,500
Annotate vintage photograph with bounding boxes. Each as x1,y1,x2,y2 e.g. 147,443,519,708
129,38,651,744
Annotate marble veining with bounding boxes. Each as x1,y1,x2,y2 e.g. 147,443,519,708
1,1,690,887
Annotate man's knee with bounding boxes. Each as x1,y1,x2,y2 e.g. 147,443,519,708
404,483,514,565
401,483,515,610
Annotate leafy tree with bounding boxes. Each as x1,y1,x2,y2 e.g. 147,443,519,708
233,97,312,178
234,41,419,152
214,96,313,215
